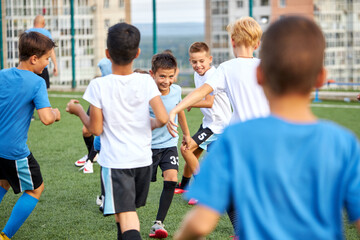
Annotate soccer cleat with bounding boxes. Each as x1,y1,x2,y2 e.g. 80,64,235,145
0,232,10,240
149,220,168,238
96,195,104,206
79,160,93,173
74,154,88,167
188,198,198,205
174,183,188,194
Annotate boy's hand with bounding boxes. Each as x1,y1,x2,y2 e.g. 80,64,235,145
182,134,191,150
66,99,83,116
52,108,61,121
167,111,178,137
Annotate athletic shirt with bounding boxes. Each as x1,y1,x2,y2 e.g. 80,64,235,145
83,73,160,169
150,84,181,149
206,58,270,124
0,68,51,159
194,66,231,134
186,116,360,239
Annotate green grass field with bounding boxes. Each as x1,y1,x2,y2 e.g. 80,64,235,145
1,95,360,239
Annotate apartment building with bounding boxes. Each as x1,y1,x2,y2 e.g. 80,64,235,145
206,0,360,84
1,0,130,88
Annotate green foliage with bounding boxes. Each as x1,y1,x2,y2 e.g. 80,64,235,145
1,97,360,239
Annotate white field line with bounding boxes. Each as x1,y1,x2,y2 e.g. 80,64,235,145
311,104,360,109
48,94,83,98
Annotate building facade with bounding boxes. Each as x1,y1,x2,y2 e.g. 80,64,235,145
1,0,130,88
206,0,360,84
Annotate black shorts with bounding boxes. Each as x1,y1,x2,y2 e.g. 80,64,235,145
37,68,50,89
151,147,179,182
0,153,43,194
101,165,151,215
192,124,214,146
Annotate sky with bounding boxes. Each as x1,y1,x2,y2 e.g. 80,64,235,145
131,0,205,24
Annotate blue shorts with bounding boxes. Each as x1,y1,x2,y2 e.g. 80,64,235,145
192,124,219,151
0,153,43,194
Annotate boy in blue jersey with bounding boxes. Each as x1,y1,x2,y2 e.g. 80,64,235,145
174,16,360,240
148,53,190,239
0,32,61,240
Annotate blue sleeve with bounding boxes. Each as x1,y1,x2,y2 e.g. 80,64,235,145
344,137,360,222
33,80,51,110
185,130,233,214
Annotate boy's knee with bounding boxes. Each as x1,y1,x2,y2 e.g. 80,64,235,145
25,182,44,199
0,180,10,191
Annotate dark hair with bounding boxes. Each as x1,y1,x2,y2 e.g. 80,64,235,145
151,53,177,74
260,16,325,95
19,31,55,61
107,23,140,65
189,42,210,54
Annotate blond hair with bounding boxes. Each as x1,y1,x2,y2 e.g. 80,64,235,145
226,17,262,48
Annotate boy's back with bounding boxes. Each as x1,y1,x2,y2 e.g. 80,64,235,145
188,116,360,239
0,68,50,159
206,57,269,123
83,72,160,168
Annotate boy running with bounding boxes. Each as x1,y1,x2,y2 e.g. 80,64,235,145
175,42,231,203
148,53,190,238
66,23,168,240
175,16,360,240
0,32,60,240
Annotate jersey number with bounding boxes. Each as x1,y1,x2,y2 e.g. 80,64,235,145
170,156,179,166
198,132,207,141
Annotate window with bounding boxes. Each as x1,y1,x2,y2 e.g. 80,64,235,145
104,0,109,8
237,0,243,8
260,16,269,24
119,0,124,8
279,0,286,7
260,0,269,6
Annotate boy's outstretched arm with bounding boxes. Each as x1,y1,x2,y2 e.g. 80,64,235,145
168,84,213,137
174,205,220,240
37,107,61,125
150,95,168,130
66,100,103,136
178,110,191,149
187,94,214,112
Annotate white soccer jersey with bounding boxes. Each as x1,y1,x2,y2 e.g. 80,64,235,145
83,73,160,169
194,66,231,134
206,58,270,124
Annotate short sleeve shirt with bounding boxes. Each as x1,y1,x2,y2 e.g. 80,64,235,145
0,68,50,159
83,73,160,169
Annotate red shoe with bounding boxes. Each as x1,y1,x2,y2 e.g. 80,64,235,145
174,183,188,194
188,198,198,205
149,221,168,238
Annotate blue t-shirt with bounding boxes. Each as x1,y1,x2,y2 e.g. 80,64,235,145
94,136,101,151
186,115,360,239
0,68,51,159
97,58,112,76
150,84,181,149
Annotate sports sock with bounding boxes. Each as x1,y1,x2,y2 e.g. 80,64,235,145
122,229,141,240
0,186,7,204
116,222,122,240
87,146,98,163
180,176,191,189
83,135,94,155
156,181,177,222
2,192,38,238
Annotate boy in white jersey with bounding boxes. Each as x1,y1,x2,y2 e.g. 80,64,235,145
148,53,190,239
167,17,269,128
66,23,168,240
174,42,231,204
